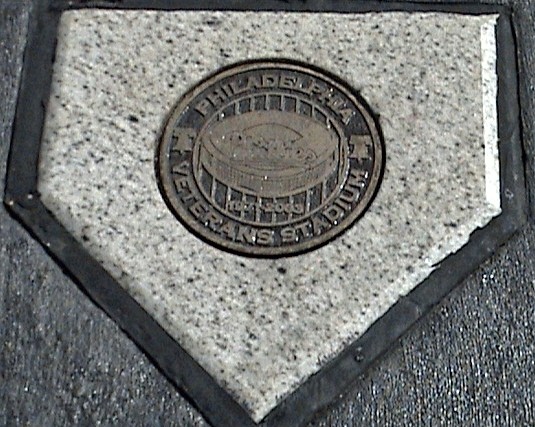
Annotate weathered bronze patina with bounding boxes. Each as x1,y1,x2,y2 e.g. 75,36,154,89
157,61,383,256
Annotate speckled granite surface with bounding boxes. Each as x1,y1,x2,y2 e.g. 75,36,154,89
38,11,500,421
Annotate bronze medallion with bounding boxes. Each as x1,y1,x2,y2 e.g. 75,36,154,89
157,61,384,256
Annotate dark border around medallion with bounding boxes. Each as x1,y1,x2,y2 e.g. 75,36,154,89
3,2,526,427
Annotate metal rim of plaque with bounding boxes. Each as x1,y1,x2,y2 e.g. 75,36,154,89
3,1,526,427
157,60,384,256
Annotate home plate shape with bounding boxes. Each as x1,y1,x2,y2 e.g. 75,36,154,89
4,2,525,427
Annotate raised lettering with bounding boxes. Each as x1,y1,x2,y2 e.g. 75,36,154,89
280,75,297,89
204,211,224,230
229,79,248,96
172,160,190,175
189,201,208,218
294,222,311,238
195,99,212,116
219,221,236,240
311,215,331,235
281,227,297,243
340,108,355,124
236,225,256,244
349,135,373,162
261,74,278,87
323,205,344,224
245,76,262,91
206,88,228,107
257,229,274,245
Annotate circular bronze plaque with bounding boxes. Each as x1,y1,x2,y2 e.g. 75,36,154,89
157,61,383,256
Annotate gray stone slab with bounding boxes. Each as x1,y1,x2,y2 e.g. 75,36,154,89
0,3,207,426
2,1,535,426
310,223,535,426
37,10,500,420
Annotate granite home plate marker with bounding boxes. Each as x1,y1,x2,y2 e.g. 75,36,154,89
5,3,526,427
157,61,383,256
